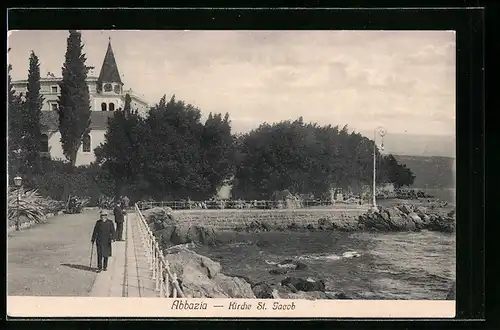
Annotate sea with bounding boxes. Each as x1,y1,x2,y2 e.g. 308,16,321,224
193,188,456,300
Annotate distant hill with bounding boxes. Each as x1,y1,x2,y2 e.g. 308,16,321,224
359,132,456,158
393,155,455,190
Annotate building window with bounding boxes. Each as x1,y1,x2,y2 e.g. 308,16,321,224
101,102,107,111
50,102,58,111
104,84,113,92
82,134,91,152
40,134,49,153
51,86,58,93
109,103,115,111
114,85,121,94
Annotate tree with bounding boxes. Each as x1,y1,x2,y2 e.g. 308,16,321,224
57,30,92,167
20,51,44,173
381,154,416,188
94,94,145,198
232,119,389,200
8,49,25,175
141,95,208,200
200,112,236,198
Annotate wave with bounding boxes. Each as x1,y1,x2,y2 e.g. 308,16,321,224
295,251,361,261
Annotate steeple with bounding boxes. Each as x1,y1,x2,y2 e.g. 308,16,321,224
98,38,123,85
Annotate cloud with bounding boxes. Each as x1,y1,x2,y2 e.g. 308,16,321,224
8,30,456,141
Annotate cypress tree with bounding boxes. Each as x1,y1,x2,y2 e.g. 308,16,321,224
22,51,44,173
57,30,92,167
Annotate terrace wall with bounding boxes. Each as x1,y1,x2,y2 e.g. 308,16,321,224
142,207,368,230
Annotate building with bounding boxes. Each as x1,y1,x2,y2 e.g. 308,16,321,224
12,39,149,166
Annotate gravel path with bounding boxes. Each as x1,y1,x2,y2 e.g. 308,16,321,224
7,209,104,296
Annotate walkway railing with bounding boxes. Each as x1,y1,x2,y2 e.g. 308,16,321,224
134,204,184,298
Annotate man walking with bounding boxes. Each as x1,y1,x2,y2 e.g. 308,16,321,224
113,201,126,241
91,211,115,272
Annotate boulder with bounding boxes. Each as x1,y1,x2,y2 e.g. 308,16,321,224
164,246,255,298
270,268,288,275
252,282,275,299
164,225,219,246
281,277,326,292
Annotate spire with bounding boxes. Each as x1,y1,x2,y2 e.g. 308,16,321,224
98,39,123,84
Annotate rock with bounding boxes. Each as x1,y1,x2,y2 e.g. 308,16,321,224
214,274,255,298
165,225,219,246
252,282,275,298
270,268,288,275
446,282,456,300
281,277,326,292
306,224,316,231
283,291,331,300
328,291,352,299
415,206,428,218
398,204,414,215
295,262,308,270
163,246,255,298
277,259,308,271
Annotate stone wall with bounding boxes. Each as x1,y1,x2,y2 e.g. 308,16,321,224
167,208,368,230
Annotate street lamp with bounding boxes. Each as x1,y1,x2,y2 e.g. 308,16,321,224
13,175,23,231
372,127,386,212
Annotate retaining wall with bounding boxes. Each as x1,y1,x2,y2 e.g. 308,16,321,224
144,208,368,230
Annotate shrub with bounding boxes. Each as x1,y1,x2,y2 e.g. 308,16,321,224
8,188,65,228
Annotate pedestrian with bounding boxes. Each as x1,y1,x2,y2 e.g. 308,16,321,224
91,210,115,272
113,202,126,241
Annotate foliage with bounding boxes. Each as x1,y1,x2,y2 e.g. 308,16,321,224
8,188,65,228
94,94,145,197
231,119,412,200
57,30,93,166
23,160,115,206
96,94,236,201
20,51,44,174
380,154,416,188
199,112,236,198
8,51,25,174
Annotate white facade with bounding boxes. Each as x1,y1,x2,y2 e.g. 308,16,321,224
11,40,150,166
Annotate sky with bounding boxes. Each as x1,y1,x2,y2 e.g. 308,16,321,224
8,30,456,156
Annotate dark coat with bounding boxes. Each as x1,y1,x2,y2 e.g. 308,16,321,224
114,205,125,223
91,219,115,257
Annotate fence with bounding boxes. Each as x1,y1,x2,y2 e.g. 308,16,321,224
134,204,185,298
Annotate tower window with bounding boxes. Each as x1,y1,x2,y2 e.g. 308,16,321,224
104,84,113,92
51,86,58,93
82,134,91,152
109,103,115,111
40,134,49,153
101,102,107,111
50,102,58,111
114,85,121,94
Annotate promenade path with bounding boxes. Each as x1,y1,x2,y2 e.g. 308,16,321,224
7,209,156,298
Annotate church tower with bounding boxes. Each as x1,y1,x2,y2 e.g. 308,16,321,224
95,38,124,112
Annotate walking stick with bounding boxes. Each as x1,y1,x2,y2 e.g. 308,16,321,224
90,242,94,269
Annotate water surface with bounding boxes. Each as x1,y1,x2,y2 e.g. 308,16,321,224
194,230,456,300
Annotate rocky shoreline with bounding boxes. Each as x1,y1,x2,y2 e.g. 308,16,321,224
234,203,455,234
142,202,455,300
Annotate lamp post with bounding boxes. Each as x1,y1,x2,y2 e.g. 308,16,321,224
13,175,23,231
372,127,386,212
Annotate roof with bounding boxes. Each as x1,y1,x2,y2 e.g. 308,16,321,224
41,111,115,131
98,41,123,84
